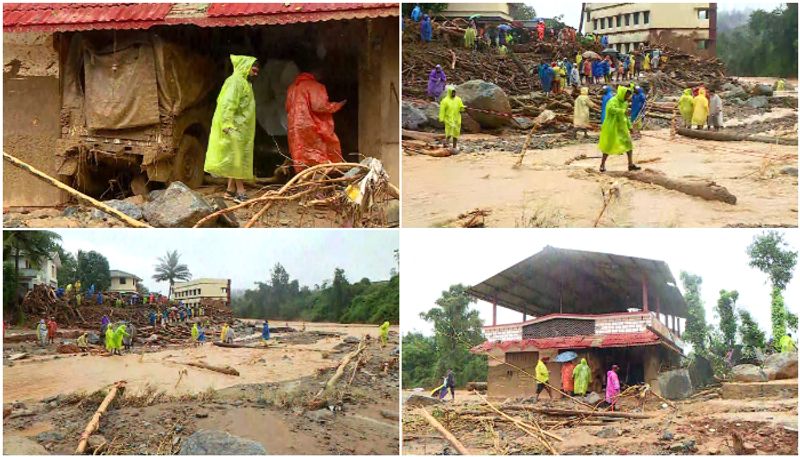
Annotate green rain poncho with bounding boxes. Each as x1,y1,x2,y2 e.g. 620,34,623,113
678,89,694,125
105,326,115,351
379,321,390,345
191,323,199,341
572,358,591,395
113,324,128,350
598,86,633,155
438,86,465,140
204,55,257,180
464,27,477,48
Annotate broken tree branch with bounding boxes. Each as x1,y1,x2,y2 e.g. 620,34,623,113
475,392,559,454
504,405,655,419
591,168,737,204
418,407,471,455
3,152,150,228
402,129,446,142
677,127,798,146
75,381,126,454
317,339,367,396
183,361,240,376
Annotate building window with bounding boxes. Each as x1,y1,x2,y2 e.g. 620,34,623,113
696,39,709,50
616,15,621,27
633,12,639,25
643,11,650,24
600,17,605,29
586,11,591,21
625,13,630,26
120,277,127,285
51,266,56,276
698,9,709,20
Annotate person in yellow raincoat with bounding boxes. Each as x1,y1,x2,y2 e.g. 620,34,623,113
691,87,709,130
77,332,88,352
379,321,390,347
438,85,465,150
598,86,640,172
204,55,259,204
105,325,115,354
464,24,477,49
678,88,694,128
498,44,508,57
644,53,651,71
573,87,596,138
113,324,128,356
191,323,199,347
535,357,553,401
575,52,583,69
572,358,591,396
780,332,797,352
220,323,229,343
776,79,786,91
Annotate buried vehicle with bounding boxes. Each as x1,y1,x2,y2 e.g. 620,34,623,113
55,31,218,196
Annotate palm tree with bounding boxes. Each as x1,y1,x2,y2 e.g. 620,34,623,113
3,231,62,313
152,250,192,298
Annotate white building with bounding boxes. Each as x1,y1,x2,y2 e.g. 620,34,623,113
108,270,142,293
171,278,230,305
14,252,60,290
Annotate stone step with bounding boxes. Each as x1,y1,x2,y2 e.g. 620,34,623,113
722,379,798,399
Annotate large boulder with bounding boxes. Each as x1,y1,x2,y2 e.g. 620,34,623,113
419,102,443,128
746,95,769,109
179,430,266,455
94,199,143,221
455,80,511,129
762,352,798,380
658,368,694,400
142,182,214,228
402,102,428,130
731,364,768,382
753,84,774,96
3,436,49,455
405,393,441,407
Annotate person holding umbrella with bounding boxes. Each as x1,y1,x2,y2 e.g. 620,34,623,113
557,352,578,397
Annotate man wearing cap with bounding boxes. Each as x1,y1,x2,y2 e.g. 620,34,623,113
535,356,553,401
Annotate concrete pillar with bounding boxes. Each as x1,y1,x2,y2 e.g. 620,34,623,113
493,299,497,326
641,275,649,311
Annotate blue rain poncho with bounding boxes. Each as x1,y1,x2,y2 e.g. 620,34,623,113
600,86,614,124
540,64,554,92
204,55,257,180
411,5,422,21
630,87,646,122
420,15,432,42
262,322,270,341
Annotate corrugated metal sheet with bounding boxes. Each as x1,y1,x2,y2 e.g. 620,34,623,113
472,331,665,353
4,3,174,32
4,2,398,32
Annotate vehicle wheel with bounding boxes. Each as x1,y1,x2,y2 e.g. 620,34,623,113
172,134,205,189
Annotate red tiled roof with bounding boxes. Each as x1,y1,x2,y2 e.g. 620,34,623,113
4,2,398,32
472,331,664,353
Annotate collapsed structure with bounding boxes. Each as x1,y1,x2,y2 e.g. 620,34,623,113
469,246,687,397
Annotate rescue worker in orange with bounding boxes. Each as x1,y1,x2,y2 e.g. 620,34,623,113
561,358,577,396
285,68,347,174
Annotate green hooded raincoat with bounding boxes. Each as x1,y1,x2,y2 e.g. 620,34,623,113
572,358,591,395
438,87,465,140
598,86,633,155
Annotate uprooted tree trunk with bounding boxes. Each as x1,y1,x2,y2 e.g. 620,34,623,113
592,168,737,205
75,381,126,454
183,361,240,376
677,127,798,146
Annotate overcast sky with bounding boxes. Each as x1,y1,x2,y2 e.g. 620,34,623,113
401,229,799,341
528,2,788,29
53,229,398,295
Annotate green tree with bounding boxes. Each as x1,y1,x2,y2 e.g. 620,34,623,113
401,3,448,17
3,231,62,317
747,231,797,341
738,309,766,350
76,250,111,291
715,290,739,347
420,284,487,387
56,246,77,286
152,250,192,297
402,332,438,388
509,3,537,21
680,271,708,353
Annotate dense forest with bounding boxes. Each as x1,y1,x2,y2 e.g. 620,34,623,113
717,4,797,77
232,263,399,325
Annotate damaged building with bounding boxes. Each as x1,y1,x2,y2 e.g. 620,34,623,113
469,246,688,398
3,2,399,205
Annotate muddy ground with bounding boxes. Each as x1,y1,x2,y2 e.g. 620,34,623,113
402,388,798,455
403,105,798,228
3,321,400,455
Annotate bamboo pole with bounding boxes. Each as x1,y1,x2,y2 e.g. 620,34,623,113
3,152,150,228
475,392,563,443
75,381,126,454
417,407,471,455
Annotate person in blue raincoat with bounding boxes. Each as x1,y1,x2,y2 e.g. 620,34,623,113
600,86,614,124
420,15,432,42
540,62,554,96
411,4,422,22
630,86,646,128
204,55,259,204
262,320,270,343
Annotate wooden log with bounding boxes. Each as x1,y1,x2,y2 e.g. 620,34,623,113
212,341,268,349
677,127,798,146
317,339,366,395
592,168,737,204
3,151,151,228
418,407,471,455
183,361,240,376
75,381,126,454
402,129,447,142
504,405,655,419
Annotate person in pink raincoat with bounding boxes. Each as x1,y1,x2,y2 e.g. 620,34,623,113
606,364,621,411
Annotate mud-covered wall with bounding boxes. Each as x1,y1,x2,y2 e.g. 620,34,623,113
358,17,399,186
3,32,64,207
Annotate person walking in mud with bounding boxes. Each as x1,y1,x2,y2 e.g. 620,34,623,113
438,85,465,150
598,86,640,173
204,55,259,204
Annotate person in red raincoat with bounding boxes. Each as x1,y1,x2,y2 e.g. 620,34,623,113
537,20,545,41
285,71,347,174
46,317,58,345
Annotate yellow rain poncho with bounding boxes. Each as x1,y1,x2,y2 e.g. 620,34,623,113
598,86,633,155
776,79,786,91
678,89,694,125
573,87,595,128
464,27,477,48
191,323,199,341
644,53,651,70
572,358,591,395
379,321,390,346
105,327,114,351
77,333,88,349
439,86,465,140
113,325,128,350
220,324,229,342
692,88,709,126
535,359,549,384
779,335,797,352
575,52,582,67
204,55,257,180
